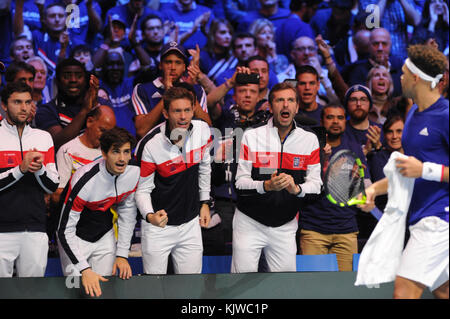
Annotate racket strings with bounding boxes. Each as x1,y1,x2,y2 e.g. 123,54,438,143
326,155,362,202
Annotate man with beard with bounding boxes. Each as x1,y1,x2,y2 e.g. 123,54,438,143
100,51,137,137
232,82,322,273
357,44,448,300
132,42,210,138
0,82,59,277
298,104,371,271
343,84,383,155
35,58,110,150
4,61,36,126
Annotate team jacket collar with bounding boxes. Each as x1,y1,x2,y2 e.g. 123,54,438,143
0,118,32,137
266,116,298,130
163,120,194,145
98,158,123,180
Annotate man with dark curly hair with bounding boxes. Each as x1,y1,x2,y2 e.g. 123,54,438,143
358,44,448,299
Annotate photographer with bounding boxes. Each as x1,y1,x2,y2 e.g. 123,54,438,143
205,68,270,255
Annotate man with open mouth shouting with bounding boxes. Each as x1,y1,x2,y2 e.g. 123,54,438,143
231,82,322,273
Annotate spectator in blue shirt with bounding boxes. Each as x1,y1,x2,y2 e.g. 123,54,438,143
60,0,103,46
132,42,210,138
11,0,43,34
295,65,324,125
411,0,449,53
99,51,137,137
248,18,290,77
309,0,354,47
366,113,405,211
35,58,109,150
341,27,404,97
14,2,82,78
104,0,163,43
164,0,214,50
275,0,317,58
200,18,237,83
235,0,291,33
9,37,36,64
299,104,371,271
359,0,421,60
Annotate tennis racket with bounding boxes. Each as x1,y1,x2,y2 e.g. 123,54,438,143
324,149,366,207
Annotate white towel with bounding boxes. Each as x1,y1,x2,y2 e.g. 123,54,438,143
355,152,416,287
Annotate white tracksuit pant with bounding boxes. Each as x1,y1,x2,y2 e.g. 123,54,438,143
0,231,48,277
140,215,203,274
231,208,298,273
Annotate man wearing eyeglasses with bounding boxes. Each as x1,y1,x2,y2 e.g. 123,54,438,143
343,85,382,244
231,82,322,273
343,84,383,157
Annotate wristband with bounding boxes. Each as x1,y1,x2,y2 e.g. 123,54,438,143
295,184,302,196
422,162,444,182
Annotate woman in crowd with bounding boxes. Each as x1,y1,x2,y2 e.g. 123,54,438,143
366,113,405,211
199,18,237,83
248,18,289,76
366,65,394,125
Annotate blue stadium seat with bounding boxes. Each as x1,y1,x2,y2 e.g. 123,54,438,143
352,253,360,272
128,257,143,275
202,255,232,274
45,258,63,277
296,254,339,272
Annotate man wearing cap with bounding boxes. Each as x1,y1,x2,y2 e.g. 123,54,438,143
342,84,382,242
358,44,448,299
92,14,132,72
343,84,383,155
104,0,164,43
132,42,209,138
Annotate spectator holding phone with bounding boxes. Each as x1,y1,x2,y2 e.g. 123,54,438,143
207,67,271,254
